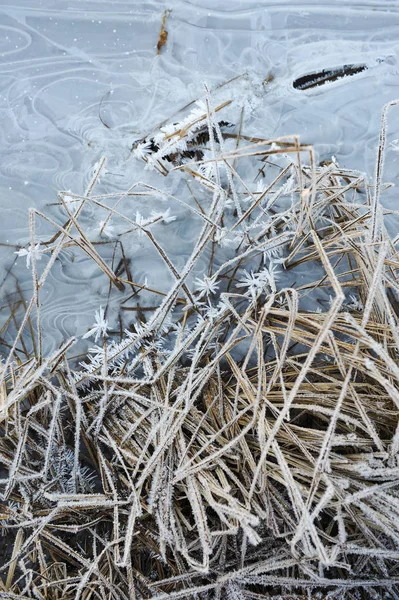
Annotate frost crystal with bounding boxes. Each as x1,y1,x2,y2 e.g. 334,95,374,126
82,307,109,342
346,293,364,311
98,220,115,238
132,141,153,160
151,207,176,224
214,228,236,248
237,264,280,299
135,211,147,236
194,275,220,298
15,242,43,269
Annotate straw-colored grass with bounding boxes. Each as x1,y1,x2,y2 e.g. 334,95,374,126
1,88,399,599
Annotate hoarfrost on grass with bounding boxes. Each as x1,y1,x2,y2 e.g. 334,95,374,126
2,88,399,599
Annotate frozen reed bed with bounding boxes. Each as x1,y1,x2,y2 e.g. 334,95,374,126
1,91,399,599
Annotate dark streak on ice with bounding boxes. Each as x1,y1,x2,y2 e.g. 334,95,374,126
293,64,368,90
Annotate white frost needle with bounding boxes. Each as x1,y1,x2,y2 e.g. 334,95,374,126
82,307,109,342
132,141,154,160
194,274,219,298
97,220,115,238
214,227,237,248
151,207,176,224
236,264,279,299
15,242,43,269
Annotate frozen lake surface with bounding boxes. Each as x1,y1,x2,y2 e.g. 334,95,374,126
1,0,399,354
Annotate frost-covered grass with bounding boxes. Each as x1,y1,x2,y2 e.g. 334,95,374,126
1,90,399,599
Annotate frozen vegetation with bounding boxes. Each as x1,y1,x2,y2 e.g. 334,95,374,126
1,1,399,599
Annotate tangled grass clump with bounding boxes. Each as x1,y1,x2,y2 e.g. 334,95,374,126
1,90,399,599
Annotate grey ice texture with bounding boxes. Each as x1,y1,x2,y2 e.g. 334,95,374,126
1,0,399,354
